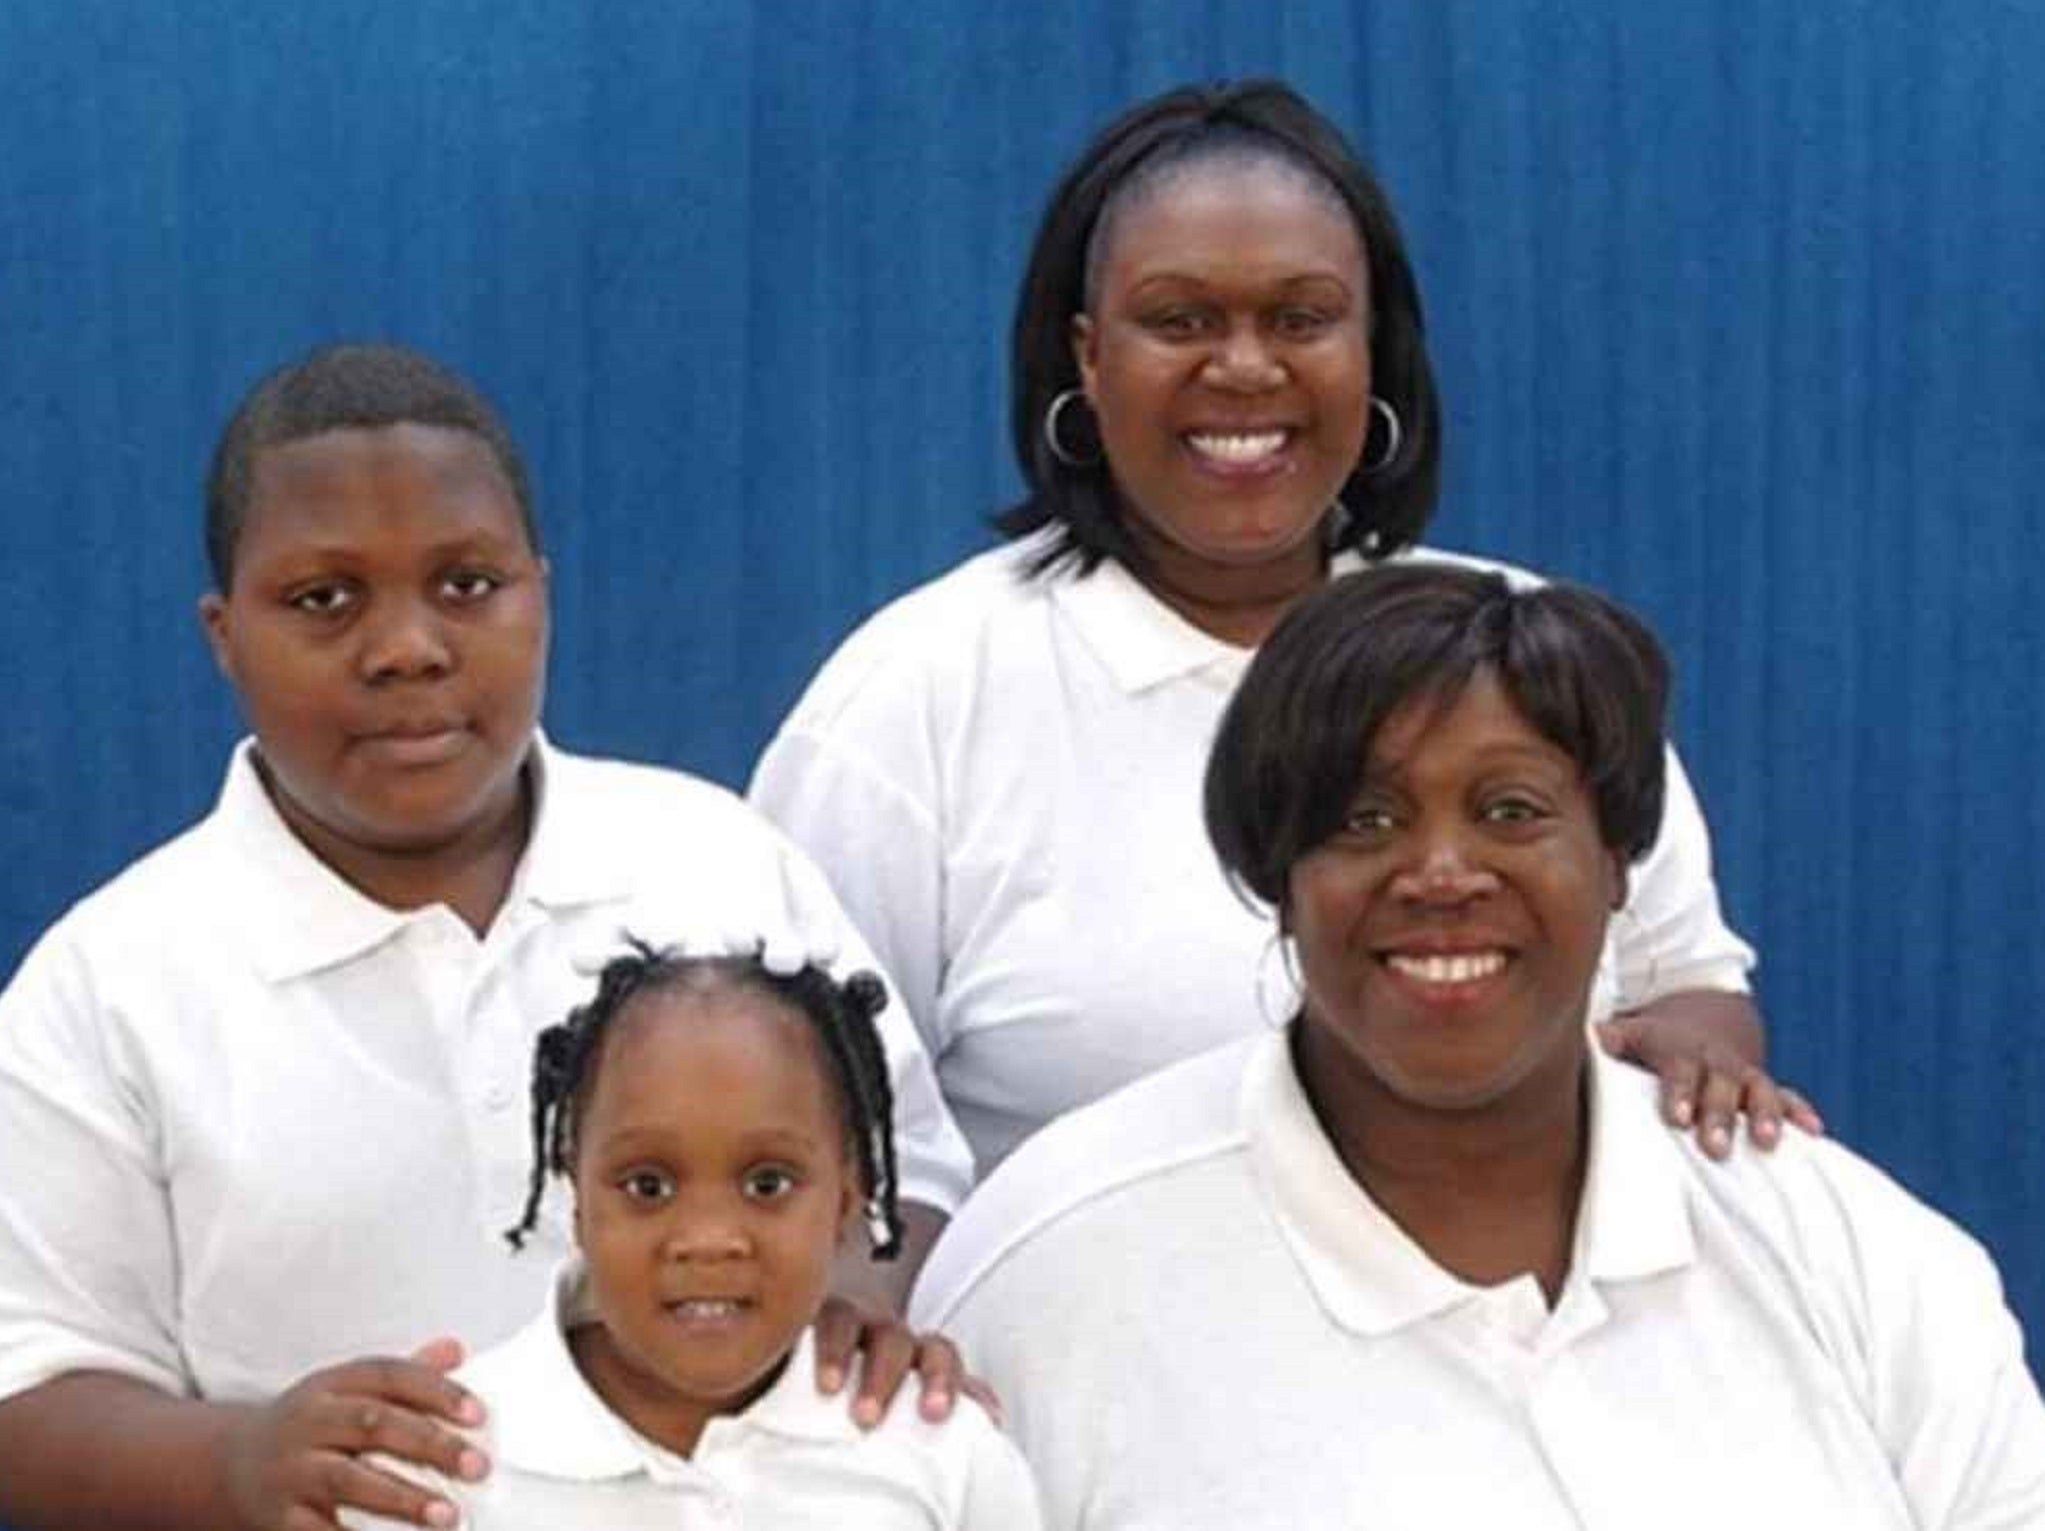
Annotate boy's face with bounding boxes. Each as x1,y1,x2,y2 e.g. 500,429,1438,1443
569,987,859,1455
199,423,548,867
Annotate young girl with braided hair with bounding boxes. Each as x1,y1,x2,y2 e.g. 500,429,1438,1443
350,939,1041,1530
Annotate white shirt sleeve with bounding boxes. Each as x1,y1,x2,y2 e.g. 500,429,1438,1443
761,816,974,1212
1792,1138,2045,1525
957,1412,1047,1530
1609,744,1756,1007
750,696,953,1078
0,925,190,1403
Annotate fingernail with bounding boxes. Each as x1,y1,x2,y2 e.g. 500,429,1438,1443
426,1501,457,1528
922,1388,952,1420
1707,1125,1731,1154
458,1398,485,1425
1671,1099,1693,1126
854,1397,883,1427
818,1365,844,1394
458,1448,489,1481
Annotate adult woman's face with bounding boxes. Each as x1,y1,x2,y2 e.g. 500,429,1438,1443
1073,156,1372,588
1285,671,1623,1120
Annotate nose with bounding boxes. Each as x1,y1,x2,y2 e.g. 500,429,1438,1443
1390,822,1502,907
662,1200,752,1263
1200,322,1284,391
358,595,453,683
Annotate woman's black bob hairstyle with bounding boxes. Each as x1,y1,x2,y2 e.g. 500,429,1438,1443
1204,563,1669,911
998,79,1442,574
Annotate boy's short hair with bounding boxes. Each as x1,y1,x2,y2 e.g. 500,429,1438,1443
204,343,538,589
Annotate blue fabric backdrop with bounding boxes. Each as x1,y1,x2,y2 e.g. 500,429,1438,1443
1,0,2040,1407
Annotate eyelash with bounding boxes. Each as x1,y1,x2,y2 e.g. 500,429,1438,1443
280,569,502,618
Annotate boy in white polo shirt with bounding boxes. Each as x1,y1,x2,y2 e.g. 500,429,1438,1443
344,940,1039,1530
0,344,976,1531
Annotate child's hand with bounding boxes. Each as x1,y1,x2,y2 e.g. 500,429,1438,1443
220,1339,487,1530
812,1295,1002,1429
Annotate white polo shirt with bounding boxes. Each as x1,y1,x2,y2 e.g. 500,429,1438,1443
751,533,1754,1173
0,738,971,1406
342,1260,1042,1531
911,1034,2045,1529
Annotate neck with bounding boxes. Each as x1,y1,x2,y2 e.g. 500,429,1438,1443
568,1322,785,1459
1291,1025,1591,1304
1121,517,1326,648
258,754,534,937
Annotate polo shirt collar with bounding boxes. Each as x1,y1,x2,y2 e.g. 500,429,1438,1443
485,1261,857,1482
216,732,630,984
1048,555,1252,694
1245,1032,1695,1338
1047,543,1373,695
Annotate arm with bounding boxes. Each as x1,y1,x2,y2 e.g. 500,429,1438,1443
0,936,479,1531
959,1408,1048,1530
1602,747,1820,1154
0,1361,482,1531
1794,1143,2045,1523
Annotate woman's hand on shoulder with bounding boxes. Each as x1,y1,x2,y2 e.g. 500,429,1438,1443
1596,989,1824,1159
220,1337,486,1531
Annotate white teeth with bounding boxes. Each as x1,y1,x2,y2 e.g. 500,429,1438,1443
671,1299,742,1318
1187,430,1286,463
1387,952,1507,985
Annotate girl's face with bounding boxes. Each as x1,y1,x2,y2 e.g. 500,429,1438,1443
568,986,858,1455
1072,156,1372,594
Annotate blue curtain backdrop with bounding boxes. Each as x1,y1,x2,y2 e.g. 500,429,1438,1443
2,0,2041,1403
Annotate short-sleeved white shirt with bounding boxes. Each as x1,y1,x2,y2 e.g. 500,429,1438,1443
751,534,1754,1173
342,1260,1042,1531
911,1035,2045,1529
0,738,972,1406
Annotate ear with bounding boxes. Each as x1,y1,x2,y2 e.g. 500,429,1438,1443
197,592,236,684
835,1181,865,1256
1070,311,1100,399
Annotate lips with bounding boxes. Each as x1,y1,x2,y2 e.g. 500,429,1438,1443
1373,940,1517,1003
662,1296,755,1326
1385,950,1508,985
353,719,472,767
1182,426,1295,476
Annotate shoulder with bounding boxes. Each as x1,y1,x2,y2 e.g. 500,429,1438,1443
911,1038,1257,1325
1,793,240,1010
769,539,1053,737
1637,1065,2014,1330
542,744,746,817
541,744,791,854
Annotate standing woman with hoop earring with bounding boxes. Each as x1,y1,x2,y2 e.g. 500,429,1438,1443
750,79,1818,1189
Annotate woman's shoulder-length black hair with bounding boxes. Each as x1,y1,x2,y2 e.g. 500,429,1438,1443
998,79,1442,576
1204,562,1670,911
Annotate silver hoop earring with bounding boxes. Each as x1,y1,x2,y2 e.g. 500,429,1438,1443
1255,931,1305,1029
1365,396,1403,474
1043,388,1101,468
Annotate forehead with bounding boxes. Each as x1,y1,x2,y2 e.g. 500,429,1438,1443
241,423,526,559
1096,154,1366,290
1366,671,1576,780
581,986,843,1138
